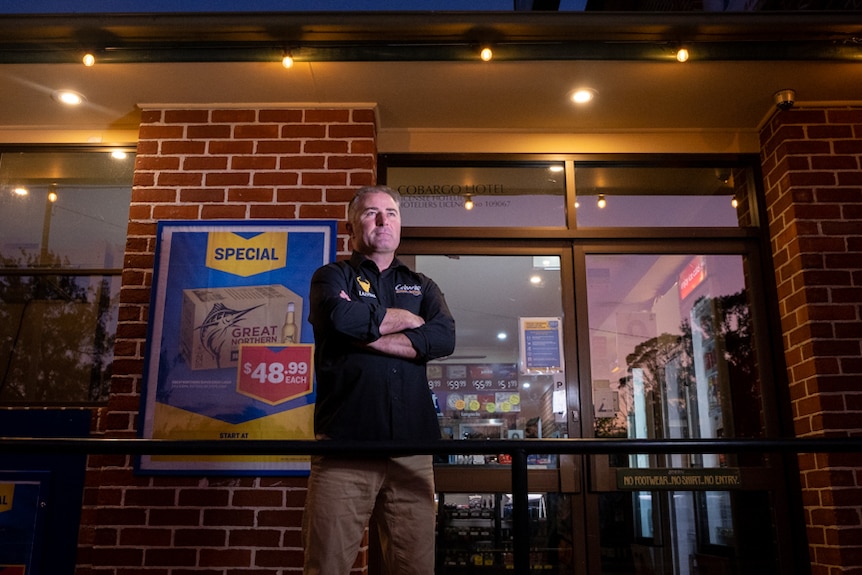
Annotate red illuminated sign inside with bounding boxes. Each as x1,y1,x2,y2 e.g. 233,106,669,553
679,256,707,300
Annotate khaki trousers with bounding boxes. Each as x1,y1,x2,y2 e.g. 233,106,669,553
302,454,436,575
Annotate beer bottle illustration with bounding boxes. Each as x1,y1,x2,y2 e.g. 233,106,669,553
282,302,297,343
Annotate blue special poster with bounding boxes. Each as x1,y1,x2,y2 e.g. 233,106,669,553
138,220,336,475
0,477,45,575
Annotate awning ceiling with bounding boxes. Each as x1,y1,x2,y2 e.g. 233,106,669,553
1,11,861,146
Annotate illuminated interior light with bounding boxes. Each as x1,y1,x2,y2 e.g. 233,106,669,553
111,150,128,160
731,197,739,208
676,48,690,63
14,187,29,196
597,194,607,209
480,47,493,62
548,165,564,173
48,191,58,202
52,90,85,105
464,195,474,210
282,53,295,69
497,332,507,341
82,53,96,67
530,275,542,285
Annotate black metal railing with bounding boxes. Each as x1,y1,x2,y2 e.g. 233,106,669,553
2,436,861,574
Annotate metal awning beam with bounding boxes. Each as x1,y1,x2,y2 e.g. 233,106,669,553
1,11,861,63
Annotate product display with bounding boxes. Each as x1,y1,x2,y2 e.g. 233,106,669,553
180,284,302,370
437,492,566,573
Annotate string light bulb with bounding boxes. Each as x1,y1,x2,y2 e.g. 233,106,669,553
48,190,58,203
597,194,607,209
464,195,474,210
282,52,294,69
675,48,690,63
480,47,493,62
731,197,739,208
82,53,96,67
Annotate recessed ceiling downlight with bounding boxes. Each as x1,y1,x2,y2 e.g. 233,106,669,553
569,88,597,104
52,90,86,106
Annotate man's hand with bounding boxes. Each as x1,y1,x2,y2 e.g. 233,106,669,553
365,333,418,359
379,308,425,335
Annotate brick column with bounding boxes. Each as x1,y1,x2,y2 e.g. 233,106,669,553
760,106,862,574
76,106,376,575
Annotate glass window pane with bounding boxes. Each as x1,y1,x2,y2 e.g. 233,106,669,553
387,165,567,228
437,491,574,572
575,166,753,228
0,151,133,269
408,255,566,467
0,274,120,403
586,254,765,468
0,150,132,404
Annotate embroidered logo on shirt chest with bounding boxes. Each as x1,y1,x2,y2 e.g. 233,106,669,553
356,276,377,299
395,283,422,296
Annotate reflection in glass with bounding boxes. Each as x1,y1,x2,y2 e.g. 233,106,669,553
1,150,133,403
586,254,764,453
575,166,754,228
587,253,779,574
1,152,133,269
0,274,120,403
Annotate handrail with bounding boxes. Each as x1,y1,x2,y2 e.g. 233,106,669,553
3,436,861,575
2,436,861,456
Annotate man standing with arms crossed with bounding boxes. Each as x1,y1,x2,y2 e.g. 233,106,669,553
303,185,456,575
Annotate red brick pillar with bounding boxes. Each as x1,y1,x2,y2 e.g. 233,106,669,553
760,106,862,574
76,106,376,575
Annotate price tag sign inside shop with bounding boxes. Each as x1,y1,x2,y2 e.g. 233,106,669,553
236,344,314,405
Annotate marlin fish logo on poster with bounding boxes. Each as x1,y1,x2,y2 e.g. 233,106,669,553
180,285,303,371
206,231,288,277
197,302,263,368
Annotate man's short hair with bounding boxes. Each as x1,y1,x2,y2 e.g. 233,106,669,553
347,186,401,222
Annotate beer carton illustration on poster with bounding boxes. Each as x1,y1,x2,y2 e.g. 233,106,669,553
139,221,336,475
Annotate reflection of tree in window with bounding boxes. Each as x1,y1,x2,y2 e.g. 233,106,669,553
605,292,760,461
0,250,115,403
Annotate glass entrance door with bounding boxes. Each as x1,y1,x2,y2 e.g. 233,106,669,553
398,247,795,575
405,251,582,574
581,252,790,575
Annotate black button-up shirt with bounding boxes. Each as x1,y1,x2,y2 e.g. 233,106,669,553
308,252,456,441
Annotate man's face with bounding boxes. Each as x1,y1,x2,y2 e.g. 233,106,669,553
349,191,402,257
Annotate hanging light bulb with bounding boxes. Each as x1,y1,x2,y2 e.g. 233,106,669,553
480,47,493,62
675,48,690,63
731,197,739,208
282,52,295,69
464,195,474,210
597,194,607,209
82,52,96,67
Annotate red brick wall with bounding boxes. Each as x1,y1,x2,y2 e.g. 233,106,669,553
76,106,377,574
760,106,862,574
